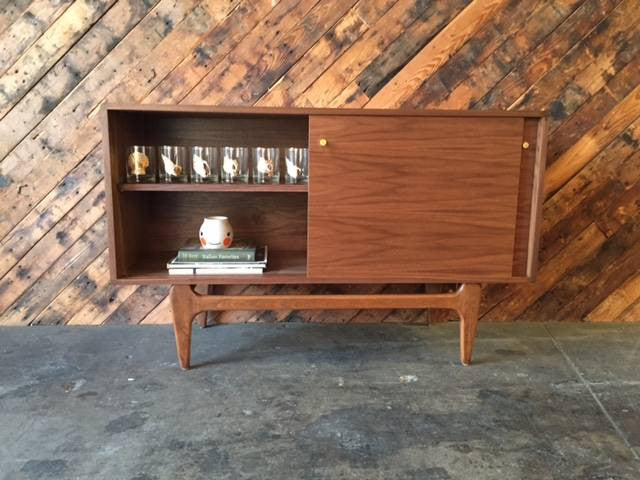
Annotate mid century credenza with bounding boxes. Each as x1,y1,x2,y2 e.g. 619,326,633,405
102,105,547,369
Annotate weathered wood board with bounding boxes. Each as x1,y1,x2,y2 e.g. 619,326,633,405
0,0,639,326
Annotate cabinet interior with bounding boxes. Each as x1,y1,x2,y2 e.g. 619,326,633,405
107,109,311,283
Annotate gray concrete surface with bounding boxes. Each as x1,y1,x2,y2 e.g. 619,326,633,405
0,322,639,479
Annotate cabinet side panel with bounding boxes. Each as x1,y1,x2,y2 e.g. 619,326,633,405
527,116,548,279
308,115,526,281
512,118,540,277
103,109,121,279
104,110,144,280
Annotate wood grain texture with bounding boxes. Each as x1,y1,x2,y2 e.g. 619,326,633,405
169,282,482,368
0,0,639,326
308,114,527,280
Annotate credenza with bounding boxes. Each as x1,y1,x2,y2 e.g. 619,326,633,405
102,105,547,369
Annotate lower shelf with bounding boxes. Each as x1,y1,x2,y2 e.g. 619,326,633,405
114,252,532,285
120,251,308,285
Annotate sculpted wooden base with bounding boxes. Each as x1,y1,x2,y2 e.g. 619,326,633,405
170,283,482,370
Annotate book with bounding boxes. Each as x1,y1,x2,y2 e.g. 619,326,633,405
195,267,264,275
168,247,267,269
167,247,268,275
176,238,257,262
168,267,264,275
168,268,195,275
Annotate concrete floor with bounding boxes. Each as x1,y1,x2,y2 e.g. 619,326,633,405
0,322,639,479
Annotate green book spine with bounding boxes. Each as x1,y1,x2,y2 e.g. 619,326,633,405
176,249,255,262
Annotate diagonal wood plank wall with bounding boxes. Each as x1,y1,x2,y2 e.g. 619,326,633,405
0,0,639,326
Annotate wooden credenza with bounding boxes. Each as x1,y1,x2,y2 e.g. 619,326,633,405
102,105,547,369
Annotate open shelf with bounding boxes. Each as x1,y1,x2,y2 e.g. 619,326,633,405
119,183,308,193
104,107,311,284
110,190,308,283
120,250,307,285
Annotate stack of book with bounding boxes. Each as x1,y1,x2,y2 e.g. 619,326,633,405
167,239,267,275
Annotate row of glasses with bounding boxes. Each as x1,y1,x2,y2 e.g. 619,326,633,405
126,146,308,184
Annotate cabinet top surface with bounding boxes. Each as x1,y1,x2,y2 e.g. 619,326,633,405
103,103,545,118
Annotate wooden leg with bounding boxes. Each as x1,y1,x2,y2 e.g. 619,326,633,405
170,285,196,370
194,284,208,328
205,285,217,326
169,283,483,370
457,283,482,366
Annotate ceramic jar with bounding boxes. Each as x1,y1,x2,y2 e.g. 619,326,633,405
199,216,234,249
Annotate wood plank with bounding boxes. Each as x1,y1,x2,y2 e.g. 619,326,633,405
0,183,105,314
104,284,170,324
403,0,550,109
546,53,640,164
67,278,138,325
256,2,373,106
0,1,264,322
0,0,34,36
327,81,369,107
0,0,73,76
299,0,434,107
595,171,640,236
510,0,640,113
347,284,426,324
542,118,640,232
0,1,637,327
305,284,387,323
482,119,640,316
0,0,118,118
586,274,640,322
203,0,361,106
145,0,274,103
366,0,509,108
353,0,469,99
139,294,172,324
481,223,606,321
0,0,160,159
475,0,619,109
523,212,640,322
33,249,110,325
0,0,207,239
184,0,322,104
0,216,107,325
615,297,640,322
545,82,640,196
0,147,103,278
539,179,626,264
431,0,577,110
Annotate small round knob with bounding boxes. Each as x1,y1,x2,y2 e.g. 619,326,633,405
522,141,530,149
319,138,328,147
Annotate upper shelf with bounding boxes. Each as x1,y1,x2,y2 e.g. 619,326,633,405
118,183,308,193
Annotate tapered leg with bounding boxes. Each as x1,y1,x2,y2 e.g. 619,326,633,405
205,285,217,327
457,283,482,366
194,284,207,328
170,285,196,370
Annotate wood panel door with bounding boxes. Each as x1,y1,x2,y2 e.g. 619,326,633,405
307,115,527,282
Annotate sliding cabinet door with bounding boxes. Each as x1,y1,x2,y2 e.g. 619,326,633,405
307,115,528,282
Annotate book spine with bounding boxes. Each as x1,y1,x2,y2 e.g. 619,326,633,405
195,267,264,275
168,268,195,275
176,250,255,262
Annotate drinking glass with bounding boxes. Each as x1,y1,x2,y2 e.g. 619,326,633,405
252,147,280,184
126,145,156,183
191,146,219,183
284,147,308,184
220,147,249,183
159,146,189,183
